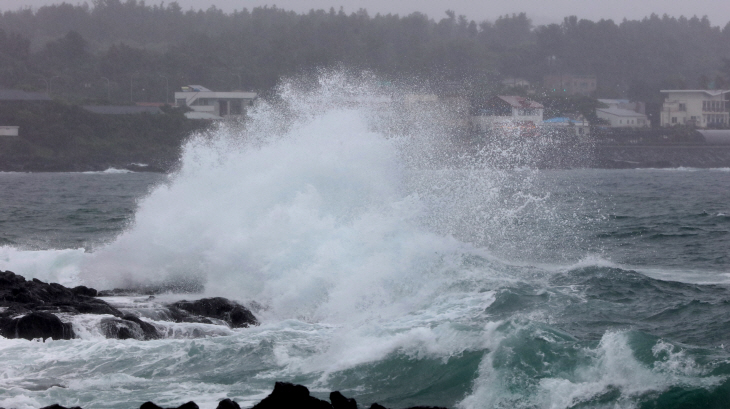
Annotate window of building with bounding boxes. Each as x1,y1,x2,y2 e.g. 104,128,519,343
679,103,686,111
176,98,186,106
672,117,677,123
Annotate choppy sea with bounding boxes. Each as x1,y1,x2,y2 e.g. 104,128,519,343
1,75,729,409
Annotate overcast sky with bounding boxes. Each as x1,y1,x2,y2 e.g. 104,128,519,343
3,0,730,26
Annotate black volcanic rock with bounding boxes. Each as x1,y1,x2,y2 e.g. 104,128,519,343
40,405,83,409
252,382,332,409
330,391,357,409
0,311,75,340
216,399,241,409
71,285,97,297
0,270,122,316
140,402,199,409
168,297,258,328
0,270,260,341
100,314,161,341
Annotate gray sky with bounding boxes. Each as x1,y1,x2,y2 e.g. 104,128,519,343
3,0,730,26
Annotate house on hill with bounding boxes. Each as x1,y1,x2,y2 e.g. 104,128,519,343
660,90,730,128
174,85,257,120
471,95,544,132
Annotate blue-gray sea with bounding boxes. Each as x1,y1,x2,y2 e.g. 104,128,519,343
1,76,729,409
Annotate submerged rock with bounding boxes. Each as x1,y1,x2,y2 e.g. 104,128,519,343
167,297,258,328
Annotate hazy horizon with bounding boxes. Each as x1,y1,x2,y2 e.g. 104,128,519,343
3,0,730,26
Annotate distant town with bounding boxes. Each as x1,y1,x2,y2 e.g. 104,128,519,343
1,2,730,170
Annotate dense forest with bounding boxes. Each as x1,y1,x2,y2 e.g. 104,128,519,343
1,0,730,105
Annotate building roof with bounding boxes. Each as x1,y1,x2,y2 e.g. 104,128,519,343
660,90,730,96
596,107,647,118
182,85,212,92
83,105,162,115
0,89,52,101
497,95,543,109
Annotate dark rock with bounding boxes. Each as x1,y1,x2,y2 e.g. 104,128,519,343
122,314,161,339
39,404,82,409
0,270,122,317
330,391,357,409
140,402,198,409
0,312,74,341
0,270,260,342
369,404,388,409
252,382,332,409
168,297,258,328
100,315,160,340
216,399,241,409
72,286,97,297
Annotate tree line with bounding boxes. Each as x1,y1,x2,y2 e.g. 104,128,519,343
1,0,730,105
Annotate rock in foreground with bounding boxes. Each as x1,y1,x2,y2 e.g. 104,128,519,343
138,383,448,409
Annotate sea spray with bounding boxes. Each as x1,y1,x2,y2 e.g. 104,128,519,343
78,72,558,320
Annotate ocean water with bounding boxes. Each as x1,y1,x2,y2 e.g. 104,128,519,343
1,74,729,409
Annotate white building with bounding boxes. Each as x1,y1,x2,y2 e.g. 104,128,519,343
471,95,544,132
174,85,257,120
598,99,647,114
0,126,19,136
596,107,650,128
660,90,730,128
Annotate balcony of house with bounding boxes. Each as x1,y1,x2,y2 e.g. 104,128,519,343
702,100,728,113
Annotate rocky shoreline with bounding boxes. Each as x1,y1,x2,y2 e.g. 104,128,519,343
1,271,447,409
0,270,257,341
